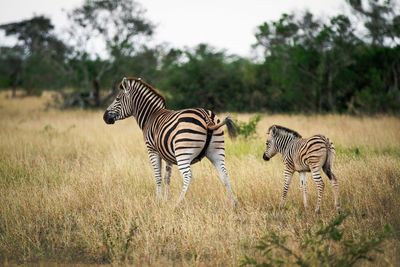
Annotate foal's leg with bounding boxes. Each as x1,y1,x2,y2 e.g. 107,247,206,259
323,167,340,213
330,172,340,213
299,172,308,209
310,165,325,213
280,168,294,209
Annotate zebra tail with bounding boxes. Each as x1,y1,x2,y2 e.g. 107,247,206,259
225,116,237,139
207,115,237,139
324,138,336,178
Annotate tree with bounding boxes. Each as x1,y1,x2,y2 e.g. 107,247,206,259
158,44,259,111
254,13,299,57
0,16,68,95
0,46,23,97
254,13,320,112
0,16,65,54
66,0,155,107
347,0,400,46
253,11,363,113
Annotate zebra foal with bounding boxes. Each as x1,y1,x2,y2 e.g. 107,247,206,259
103,77,237,207
263,125,340,213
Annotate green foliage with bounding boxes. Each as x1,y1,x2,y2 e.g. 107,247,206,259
63,0,155,107
157,44,261,111
241,214,392,267
0,0,399,113
0,16,68,95
233,115,261,139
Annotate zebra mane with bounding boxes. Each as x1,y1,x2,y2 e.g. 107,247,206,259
269,125,302,138
122,77,166,107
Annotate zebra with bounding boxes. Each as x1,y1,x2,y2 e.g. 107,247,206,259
103,77,238,207
262,125,340,213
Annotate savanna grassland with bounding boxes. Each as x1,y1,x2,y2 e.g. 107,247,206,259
0,92,399,266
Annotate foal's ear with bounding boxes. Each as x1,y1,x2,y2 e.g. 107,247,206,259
269,125,277,135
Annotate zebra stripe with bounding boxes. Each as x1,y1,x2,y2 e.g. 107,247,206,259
263,125,340,213
104,77,237,207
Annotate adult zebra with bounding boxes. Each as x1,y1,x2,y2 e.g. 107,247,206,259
103,77,238,207
263,125,340,213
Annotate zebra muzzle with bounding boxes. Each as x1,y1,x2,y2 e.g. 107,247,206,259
263,153,270,161
103,111,117,124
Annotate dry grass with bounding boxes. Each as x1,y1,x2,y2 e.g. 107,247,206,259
0,92,399,266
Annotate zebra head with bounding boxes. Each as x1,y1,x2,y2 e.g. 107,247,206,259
263,125,302,161
263,125,279,161
103,77,136,124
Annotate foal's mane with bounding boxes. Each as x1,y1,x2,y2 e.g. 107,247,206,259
269,125,302,138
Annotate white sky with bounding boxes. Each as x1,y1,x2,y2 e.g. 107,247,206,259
0,0,348,56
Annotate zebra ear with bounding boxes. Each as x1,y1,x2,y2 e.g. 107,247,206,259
121,77,129,94
270,125,277,135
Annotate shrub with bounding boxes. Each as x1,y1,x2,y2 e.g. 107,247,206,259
241,213,392,267
234,114,261,139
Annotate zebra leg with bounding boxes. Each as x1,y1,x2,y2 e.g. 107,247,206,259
176,160,193,206
279,168,294,209
164,162,172,199
299,172,308,209
323,168,340,213
148,150,162,200
310,166,325,213
330,173,340,213
207,153,237,208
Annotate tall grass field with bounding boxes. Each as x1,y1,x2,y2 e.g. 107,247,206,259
0,92,399,265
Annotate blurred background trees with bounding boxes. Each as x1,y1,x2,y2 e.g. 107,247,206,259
65,0,155,107
0,16,68,96
0,0,399,113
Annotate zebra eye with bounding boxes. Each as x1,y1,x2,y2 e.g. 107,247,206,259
116,96,121,101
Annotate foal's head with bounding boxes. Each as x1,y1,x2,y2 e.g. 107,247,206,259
263,125,302,161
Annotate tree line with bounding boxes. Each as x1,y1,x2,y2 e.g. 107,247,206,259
0,0,399,113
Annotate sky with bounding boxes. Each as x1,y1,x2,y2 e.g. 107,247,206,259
0,0,348,57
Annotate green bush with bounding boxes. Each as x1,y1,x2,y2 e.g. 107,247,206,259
241,214,392,267
234,114,261,139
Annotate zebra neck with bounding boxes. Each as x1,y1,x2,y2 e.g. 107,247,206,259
276,135,298,154
132,89,166,129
